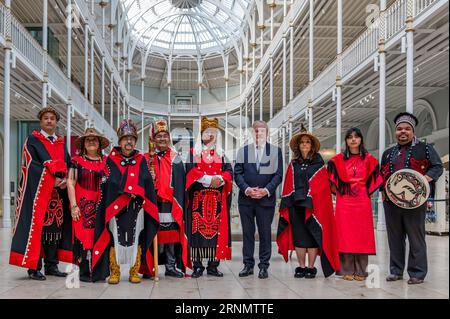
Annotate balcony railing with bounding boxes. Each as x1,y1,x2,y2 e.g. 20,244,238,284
0,1,116,142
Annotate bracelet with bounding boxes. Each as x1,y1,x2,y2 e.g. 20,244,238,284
72,204,78,209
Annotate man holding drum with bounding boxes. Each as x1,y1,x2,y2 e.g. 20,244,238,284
381,112,443,285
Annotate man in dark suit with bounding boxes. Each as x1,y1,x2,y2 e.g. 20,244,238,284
234,121,283,279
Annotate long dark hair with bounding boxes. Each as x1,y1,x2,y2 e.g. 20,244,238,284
344,127,368,160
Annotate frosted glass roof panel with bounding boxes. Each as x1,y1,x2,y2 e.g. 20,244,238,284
121,0,252,56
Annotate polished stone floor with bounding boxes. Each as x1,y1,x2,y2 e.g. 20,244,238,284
0,227,448,299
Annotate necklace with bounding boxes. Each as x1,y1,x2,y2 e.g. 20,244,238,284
84,154,101,161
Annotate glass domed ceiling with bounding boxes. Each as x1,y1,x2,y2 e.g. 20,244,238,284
121,0,251,55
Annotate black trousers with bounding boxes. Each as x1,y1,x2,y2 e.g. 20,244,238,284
384,201,427,279
239,204,275,270
193,260,220,271
33,242,59,272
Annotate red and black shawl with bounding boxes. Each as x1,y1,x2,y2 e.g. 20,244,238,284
327,152,382,196
10,130,72,270
91,147,159,281
276,155,340,277
185,148,233,261
146,149,191,270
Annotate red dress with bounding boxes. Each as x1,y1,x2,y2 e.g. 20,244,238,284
328,153,383,255
71,156,106,251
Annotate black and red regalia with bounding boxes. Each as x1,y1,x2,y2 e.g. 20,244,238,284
185,148,233,265
146,148,191,271
70,156,106,263
91,147,159,281
276,155,340,277
10,130,72,270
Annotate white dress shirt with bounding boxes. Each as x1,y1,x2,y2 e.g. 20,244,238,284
40,129,57,143
197,145,225,188
245,142,270,198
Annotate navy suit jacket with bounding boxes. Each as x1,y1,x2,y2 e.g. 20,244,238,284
234,142,283,207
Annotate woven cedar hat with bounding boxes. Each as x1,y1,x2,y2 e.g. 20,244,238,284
289,123,321,153
74,127,110,150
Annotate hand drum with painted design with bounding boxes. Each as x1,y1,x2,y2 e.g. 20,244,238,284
386,169,430,209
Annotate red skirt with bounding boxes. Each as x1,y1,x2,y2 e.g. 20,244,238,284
335,184,376,254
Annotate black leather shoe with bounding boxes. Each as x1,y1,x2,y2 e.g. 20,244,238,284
79,275,92,283
165,268,184,278
45,268,68,277
191,268,204,278
28,270,46,281
305,267,317,279
239,266,254,277
142,274,152,279
294,267,306,278
207,267,223,277
258,268,268,279
386,274,403,282
407,277,424,285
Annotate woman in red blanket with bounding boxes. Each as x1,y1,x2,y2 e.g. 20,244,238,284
277,125,340,279
327,128,383,281
67,128,110,282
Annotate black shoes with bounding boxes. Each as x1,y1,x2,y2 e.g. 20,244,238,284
239,266,254,277
27,270,46,281
45,268,68,277
305,267,317,279
191,268,204,278
294,267,306,278
386,274,403,281
165,268,185,278
258,268,268,279
407,277,424,285
206,267,223,277
79,275,92,283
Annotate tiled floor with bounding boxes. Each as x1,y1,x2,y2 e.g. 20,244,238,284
0,227,448,299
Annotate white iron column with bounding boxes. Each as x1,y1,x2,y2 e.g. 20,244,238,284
42,0,48,108
270,1,275,40
259,72,263,121
3,0,12,228
336,0,343,153
269,56,274,119
251,86,255,124
308,0,314,132
378,0,387,231
101,55,105,117
288,117,293,161
67,0,73,153
289,23,294,101
282,34,287,108
90,32,95,105
225,112,229,152
110,73,114,125
100,1,106,39
239,104,243,145
406,0,415,113
245,98,248,139
141,110,145,151
84,23,89,98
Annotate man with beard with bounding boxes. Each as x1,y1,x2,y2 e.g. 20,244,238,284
10,107,72,280
381,112,443,285
91,119,159,284
146,119,190,278
185,117,233,278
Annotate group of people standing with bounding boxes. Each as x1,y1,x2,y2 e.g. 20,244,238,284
9,107,442,287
